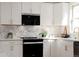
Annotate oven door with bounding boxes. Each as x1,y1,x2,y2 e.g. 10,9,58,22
23,41,43,57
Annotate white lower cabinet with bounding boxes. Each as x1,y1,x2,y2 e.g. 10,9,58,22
56,40,66,57
64,40,73,57
0,39,73,57
51,39,65,57
10,44,22,57
51,40,57,57
0,41,22,57
43,40,51,57
0,41,10,57
43,39,73,57
56,40,73,57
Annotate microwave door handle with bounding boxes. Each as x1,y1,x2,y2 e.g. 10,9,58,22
23,42,43,44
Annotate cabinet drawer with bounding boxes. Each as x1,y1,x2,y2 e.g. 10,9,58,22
0,41,23,45
9,41,23,45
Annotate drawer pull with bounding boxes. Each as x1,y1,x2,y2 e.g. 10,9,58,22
65,45,68,51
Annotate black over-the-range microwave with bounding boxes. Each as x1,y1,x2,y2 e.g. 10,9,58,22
22,15,40,25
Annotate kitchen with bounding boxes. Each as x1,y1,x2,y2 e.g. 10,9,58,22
0,2,78,57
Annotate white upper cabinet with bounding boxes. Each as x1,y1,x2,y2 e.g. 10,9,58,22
32,2,41,15
53,3,69,26
22,2,32,14
22,2,41,15
0,2,11,24
0,2,21,25
40,3,53,26
12,2,21,25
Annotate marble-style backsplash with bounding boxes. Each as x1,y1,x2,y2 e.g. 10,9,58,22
0,25,65,39
0,26,45,39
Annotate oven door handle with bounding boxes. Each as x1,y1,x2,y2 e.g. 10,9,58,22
23,42,43,44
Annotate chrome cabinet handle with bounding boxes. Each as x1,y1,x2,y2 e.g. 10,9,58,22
10,45,14,51
65,45,68,51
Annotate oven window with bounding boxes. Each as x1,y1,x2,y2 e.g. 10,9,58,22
23,44,43,57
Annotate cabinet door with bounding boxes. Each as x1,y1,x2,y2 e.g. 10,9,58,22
53,3,69,26
56,40,65,57
22,2,32,14
64,41,73,57
40,3,53,26
32,2,41,15
9,41,23,57
10,44,22,57
0,2,1,23
43,40,51,57
53,3,63,26
51,40,57,57
12,2,21,25
0,41,11,57
0,2,11,24
0,41,22,57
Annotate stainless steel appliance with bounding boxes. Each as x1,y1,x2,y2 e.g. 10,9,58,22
74,41,79,57
22,37,43,57
22,15,40,25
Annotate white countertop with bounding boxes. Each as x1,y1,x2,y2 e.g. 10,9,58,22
0,37,79,41
40,37,79,41
0,38,23,41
